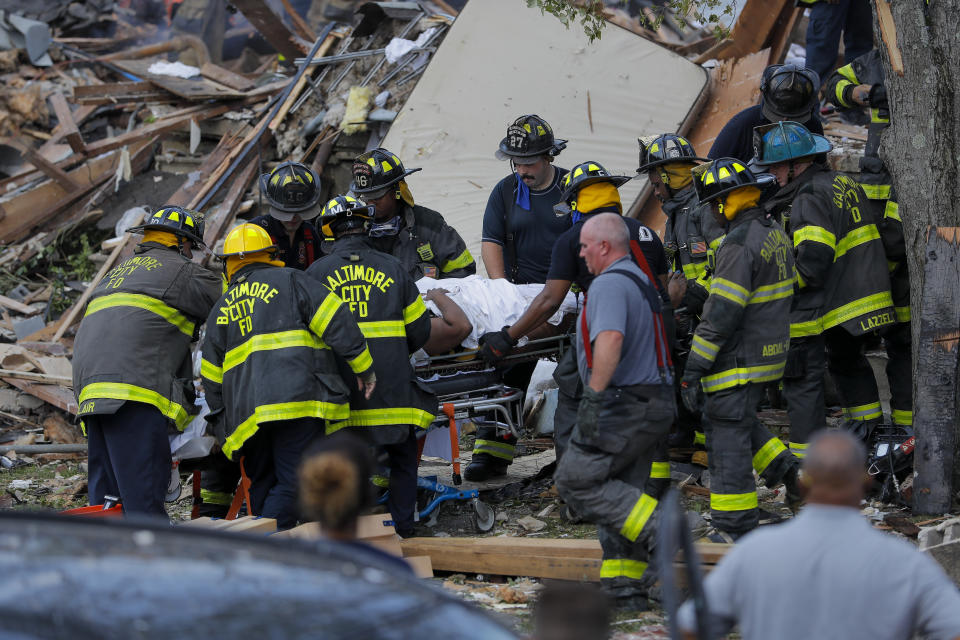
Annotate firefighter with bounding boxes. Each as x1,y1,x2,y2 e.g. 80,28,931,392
826,49,912,431
554,212,675,610
681,159,800,539
481,114,570,285
349,148,475,280
758,121,896,453
251,162,324,271
307,195,435,538
708,64,824,162
200,223,375,530
478,161,671,502
637,134,721,451
74,206,221,516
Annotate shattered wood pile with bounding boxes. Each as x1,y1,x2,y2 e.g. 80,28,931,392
0,1,457,453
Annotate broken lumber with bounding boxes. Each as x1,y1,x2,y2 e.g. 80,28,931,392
1,378,78,414
874,0,904,77
0,369,71,386
82,104,230,156
0,444,86,454
47,93,85,154
200,62,255,91
231,0,312,60
0,294,38,316
0,137,81,193
72,81,173,105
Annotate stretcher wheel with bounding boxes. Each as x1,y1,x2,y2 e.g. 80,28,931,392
472,499,495,533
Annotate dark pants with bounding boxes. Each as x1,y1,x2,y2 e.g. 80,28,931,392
703,384,796,535
381,426,418,536
471,360,536,466
555,384,674,599
782,334,828,457
825,326,882,439
884,321,913,427
86,401,172,518
805,0,873,85
242,417,324,530
197,454,240,518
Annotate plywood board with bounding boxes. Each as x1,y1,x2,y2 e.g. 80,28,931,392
379,0,708,274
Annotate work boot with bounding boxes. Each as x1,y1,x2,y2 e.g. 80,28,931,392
782,466,804,513
463,454,508,482
611,594,650,612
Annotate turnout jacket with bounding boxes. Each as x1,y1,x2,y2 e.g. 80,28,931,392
307,235,436,440
200,263,373,460
368,204,475,280
685,206,795,394
767,164,895,339
73,242,221,430
662,185,726,316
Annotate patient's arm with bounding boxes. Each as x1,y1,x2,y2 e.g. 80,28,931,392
422,289,473,355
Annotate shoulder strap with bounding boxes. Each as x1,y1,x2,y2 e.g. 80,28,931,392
501,174,520,282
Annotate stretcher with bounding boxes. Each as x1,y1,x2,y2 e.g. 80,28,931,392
379,335,571,532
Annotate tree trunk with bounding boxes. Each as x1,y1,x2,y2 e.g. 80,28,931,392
881,0,960,513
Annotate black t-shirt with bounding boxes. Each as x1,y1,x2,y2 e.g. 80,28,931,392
481,168,570,284
707,104,825,162
546,214,669,298
249,214,322,271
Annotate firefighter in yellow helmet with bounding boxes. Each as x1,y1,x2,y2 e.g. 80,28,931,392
73,206,222,516
681,159,801,539
200,223,376,529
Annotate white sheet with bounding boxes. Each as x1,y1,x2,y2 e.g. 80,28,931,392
416,275,577,348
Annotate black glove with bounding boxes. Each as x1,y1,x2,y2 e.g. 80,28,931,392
680,378,702,414
868,83,888,108
478,327,517,364
576,386,602,441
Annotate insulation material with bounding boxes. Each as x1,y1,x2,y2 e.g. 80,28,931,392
379,0,709,274
415,275,578,349
340,85,373,135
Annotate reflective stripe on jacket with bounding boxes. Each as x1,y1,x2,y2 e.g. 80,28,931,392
307,235,436,438
200,263,372,460
685,207,795,394
662,185,726,316
73,242,222,430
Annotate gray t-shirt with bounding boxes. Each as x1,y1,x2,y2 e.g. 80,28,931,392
576,255,665,386
678,504,960,640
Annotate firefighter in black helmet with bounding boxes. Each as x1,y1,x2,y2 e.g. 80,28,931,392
707,64,824,163
350,148,475,280
251,161,324,270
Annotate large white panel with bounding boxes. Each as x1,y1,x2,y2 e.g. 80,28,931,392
381,0,708,272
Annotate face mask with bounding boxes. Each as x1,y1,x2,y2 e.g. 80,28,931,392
369,216,402,238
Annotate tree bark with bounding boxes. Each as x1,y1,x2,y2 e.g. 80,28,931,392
881,0,960,512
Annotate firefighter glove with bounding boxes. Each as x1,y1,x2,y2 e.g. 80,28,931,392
680,378,702,413
576,386,602,441
478,327,517,364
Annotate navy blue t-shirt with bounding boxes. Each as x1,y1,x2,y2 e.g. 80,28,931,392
546,214,669,299
249,214,322,271
707,104,825,162
481,168,570,284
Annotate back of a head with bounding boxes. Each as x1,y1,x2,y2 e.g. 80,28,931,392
760,64,820,122
802,430,868,506
298,433,374,536
583,212,629,252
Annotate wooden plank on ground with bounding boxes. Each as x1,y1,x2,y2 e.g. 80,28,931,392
0,369,71,386
48,93,85,154
0,136,81,193
406,555,434,578
181,516,217,528
2,378,78,414
110,59,246,102
200,62,255,91
226,516,277,534
0,294,38,316
72,81,174,105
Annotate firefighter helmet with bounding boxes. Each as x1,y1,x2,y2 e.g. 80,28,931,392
752,121,832,166
317,195,375,238
760,64,820,122
217,223,278,259
495,114,567,163
259,162,322,213
692,158,763,204
559,161,631,203
128,205,205,246
350,148,421,196
636,134,706,173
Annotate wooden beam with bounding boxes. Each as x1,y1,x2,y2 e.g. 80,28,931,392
200,62,255,91
712,0,793,61
72,81,174,105
874,0,904,77
2,378,78,414
0,369,71,386
228,0,311,60
82,104,230,156
0,137,82,193
0,294,37,316
48,93,85,154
